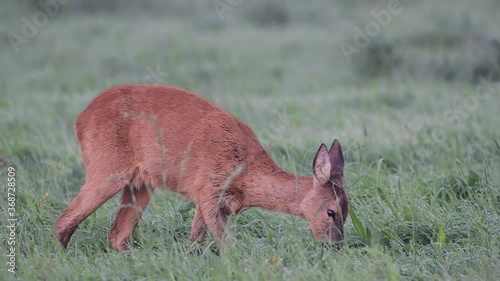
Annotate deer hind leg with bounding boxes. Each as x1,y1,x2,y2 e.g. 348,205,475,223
189,204,207,244
55,178,125,248
108,185,153,252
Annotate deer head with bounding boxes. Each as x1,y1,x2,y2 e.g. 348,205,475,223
301,139,349,244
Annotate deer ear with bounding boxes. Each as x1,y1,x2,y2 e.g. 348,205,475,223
328,139,344,178
313,143,331,185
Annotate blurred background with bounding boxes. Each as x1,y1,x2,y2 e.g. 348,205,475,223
2,0,500,91
0,1,499,280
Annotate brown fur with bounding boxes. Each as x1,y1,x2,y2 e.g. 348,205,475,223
55,84,349,252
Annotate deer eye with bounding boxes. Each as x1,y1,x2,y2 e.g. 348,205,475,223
327,209,335,220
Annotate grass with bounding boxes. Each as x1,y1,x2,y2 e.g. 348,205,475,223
0,0,499,280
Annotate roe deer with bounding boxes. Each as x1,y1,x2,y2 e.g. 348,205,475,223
55,84,349,252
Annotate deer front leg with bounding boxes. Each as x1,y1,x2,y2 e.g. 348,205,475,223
200,200,228,246
189,204,207,243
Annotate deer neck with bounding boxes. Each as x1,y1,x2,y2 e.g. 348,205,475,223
241,159,312,217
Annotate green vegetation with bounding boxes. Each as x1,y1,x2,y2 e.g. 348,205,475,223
0,0,499,280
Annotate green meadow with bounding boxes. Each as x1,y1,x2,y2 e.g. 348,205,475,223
0,0,499,280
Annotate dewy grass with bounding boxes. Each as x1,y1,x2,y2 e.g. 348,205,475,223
1,0,499,280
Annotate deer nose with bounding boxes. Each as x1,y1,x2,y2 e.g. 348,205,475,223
328,226,344,242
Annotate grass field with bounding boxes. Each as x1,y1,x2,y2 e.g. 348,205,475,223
1,0,499,280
